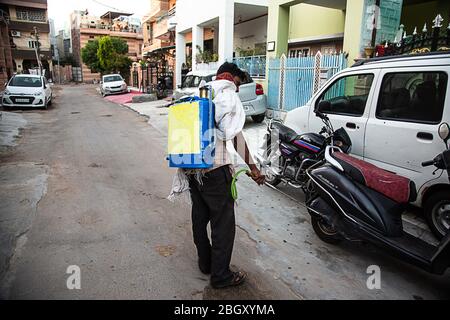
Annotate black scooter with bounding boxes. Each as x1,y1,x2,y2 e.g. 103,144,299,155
306,111,450,275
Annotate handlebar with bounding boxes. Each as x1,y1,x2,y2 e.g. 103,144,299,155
421,160,435,167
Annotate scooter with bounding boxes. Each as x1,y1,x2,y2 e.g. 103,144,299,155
306,113,450,275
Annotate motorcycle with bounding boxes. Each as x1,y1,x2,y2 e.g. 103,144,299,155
258,108,352,194
305,112,450,275
156,75,173,100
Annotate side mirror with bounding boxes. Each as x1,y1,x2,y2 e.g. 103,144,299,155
438,122,450,144
316,100,331,114
100,81,103,84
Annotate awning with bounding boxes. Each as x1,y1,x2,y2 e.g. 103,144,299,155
143,45,176,57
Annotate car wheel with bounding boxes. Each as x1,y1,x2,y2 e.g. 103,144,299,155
48,96,52,106
251,114,266,123
424,190,450,240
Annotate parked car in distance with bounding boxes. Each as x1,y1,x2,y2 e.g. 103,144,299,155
2,74,52,109
175,69,267,123
100,74,128,97
283,52,450,239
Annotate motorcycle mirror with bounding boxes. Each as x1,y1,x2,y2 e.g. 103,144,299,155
438,122,450,143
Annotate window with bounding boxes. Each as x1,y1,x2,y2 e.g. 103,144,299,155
16,9,46,22
289,48,310,58
376,71,447,124
28,40,39,49
317,74,374,117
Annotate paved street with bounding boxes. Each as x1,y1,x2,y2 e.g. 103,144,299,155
0,84,449,300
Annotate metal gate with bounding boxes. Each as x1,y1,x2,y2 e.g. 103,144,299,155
268,52,347,111
132,70,139,88
72,67,83,82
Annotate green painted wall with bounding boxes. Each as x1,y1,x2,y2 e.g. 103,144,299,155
288,4,345,40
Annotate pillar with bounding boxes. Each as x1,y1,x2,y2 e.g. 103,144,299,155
218,0,234,64
266,3,290,60
175,30,186,87
192,25,204,71
15,58,24,73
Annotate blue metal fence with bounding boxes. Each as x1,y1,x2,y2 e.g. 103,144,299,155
233,55,266,78
267,52,347,111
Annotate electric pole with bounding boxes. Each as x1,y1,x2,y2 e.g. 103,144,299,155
32,26,43,75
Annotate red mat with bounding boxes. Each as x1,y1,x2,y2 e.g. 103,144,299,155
104,91,141,105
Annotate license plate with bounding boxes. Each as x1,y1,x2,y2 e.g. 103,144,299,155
16,98,29,103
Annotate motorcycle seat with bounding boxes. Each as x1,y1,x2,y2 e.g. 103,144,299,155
331,152,417,204
272,122,298,142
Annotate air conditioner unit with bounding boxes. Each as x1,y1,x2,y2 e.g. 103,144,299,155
11,30,21,37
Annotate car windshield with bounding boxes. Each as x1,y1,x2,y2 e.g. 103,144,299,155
9,76,42,87
104,75,123,82
181,75,214,88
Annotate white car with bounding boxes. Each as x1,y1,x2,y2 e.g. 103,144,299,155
100,74,128,97
175,69,267,123
283,52,450,239
2,74,52,109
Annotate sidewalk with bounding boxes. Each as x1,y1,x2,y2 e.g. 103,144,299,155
0,111,49,289
0,112,27,153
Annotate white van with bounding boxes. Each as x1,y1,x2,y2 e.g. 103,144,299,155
284,52,450,239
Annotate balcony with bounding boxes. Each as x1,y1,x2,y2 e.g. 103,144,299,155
167,5,176,31
9,19,50,32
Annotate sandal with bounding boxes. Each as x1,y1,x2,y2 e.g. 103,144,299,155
212,271,247,289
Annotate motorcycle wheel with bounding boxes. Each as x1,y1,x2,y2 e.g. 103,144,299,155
311,216,342,244
424,191,450,240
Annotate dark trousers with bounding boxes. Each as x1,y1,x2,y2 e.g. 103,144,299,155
188,166,235,285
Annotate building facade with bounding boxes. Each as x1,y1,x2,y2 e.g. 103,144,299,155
0,7,14,87
71,10,143,83
175,0,269,86
55,29,70,60
267,0,450,64
1,0,52,76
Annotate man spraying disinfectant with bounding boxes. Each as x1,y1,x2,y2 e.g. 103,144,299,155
168,62,265,289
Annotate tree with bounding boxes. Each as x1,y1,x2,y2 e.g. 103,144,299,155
81,40,101,72
97,36,115,72
81,36,131,76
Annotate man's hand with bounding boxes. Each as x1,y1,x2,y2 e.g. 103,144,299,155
247,165,265,185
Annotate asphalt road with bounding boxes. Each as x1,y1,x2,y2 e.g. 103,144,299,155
0,84,449,299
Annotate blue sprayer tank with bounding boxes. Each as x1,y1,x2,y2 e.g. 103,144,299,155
167,86,215,169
